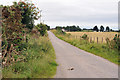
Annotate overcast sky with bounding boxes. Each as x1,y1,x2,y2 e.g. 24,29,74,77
0,0,119,29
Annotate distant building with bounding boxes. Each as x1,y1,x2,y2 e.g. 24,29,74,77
62,29,66,32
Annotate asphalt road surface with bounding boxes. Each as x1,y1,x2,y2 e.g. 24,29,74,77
48,31,118,78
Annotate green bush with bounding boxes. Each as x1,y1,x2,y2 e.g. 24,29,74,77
18,1,40,31
36,23,48,36
2,0,40,67
82,34,88,40
106,34,120,50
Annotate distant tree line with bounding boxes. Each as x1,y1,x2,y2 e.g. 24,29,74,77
56,25,81,32
93,25,114,32
55,25,118,32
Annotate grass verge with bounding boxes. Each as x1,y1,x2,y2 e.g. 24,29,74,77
51,30,118,65
2,34,57,78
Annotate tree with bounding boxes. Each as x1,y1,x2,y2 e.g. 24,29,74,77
18,1,40,31
106,26,110,32
93,26,99,32
110,29,113,32
119,29,120,32
56,26,62,30
36,23,47,36
46,25,50,30
77,26,81,31
63,25,81,32
100,25,104,32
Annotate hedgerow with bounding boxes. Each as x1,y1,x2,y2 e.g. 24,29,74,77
2,0,40,67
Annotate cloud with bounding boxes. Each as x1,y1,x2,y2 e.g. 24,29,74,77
0,0,119,29
33,0,118,29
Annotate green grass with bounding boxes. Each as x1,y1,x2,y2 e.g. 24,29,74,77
51,30,118,64
2,34,57,78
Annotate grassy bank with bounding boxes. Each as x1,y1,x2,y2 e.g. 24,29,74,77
2,34,57,78
51,30,118,64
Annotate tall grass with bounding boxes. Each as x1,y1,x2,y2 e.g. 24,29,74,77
2,34,57,78
51,30,118,64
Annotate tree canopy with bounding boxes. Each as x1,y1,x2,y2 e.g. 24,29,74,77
106,26,110,32
93,26,99,32
100,25,104,32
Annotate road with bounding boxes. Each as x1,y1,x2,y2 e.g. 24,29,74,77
48,31,118,78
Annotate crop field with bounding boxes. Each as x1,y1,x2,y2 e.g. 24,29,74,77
66,32,118,43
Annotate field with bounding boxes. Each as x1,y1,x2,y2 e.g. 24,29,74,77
67,32,118,43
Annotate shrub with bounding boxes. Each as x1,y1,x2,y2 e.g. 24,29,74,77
1,1,39,67
113,34,120,50
2,5,26,67
82,34,88,40
18,1,40,31
106,34,120,50
36,23,48,36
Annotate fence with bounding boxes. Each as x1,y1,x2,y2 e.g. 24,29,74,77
70,35,108,43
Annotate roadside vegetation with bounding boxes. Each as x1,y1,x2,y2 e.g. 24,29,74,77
1,0,57,78
3,34,57,78
51,29,119,65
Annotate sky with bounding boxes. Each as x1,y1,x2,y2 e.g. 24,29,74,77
0,0,119,30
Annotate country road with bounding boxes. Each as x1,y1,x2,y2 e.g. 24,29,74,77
48,31,118,78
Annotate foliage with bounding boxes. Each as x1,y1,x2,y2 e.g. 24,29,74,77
46,24,50,30
82,34,88,40
3,34,57,78
36,23,48,36
55,25,81,32
0,5,3,7
100,25,104,32
18,0,40,30
1,0,40,67
2,4,27,67
106,34,120,50
106,26,110,32
56,26,62,30
113,34,120,49
2,0,57,78
93,26,99,32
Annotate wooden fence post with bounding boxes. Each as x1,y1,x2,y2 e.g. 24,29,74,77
94,37,95,42
88,37,90,42
102,37,103,43
97,37,98,43
90,37,92,43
